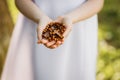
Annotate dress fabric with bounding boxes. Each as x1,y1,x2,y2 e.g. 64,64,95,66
1,0,98,80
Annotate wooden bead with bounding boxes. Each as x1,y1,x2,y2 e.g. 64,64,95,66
42,22,66,42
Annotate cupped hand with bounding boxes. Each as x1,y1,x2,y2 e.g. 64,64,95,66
37,16,52,44
44,15,73,49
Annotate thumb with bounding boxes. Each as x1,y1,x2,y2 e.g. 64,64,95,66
63,26,72,38
37,26,44,44
63,18,72,38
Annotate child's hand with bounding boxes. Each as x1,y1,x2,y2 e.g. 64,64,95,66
37,16,52,44
44,15,73,49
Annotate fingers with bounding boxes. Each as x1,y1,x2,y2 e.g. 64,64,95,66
41,39,48,44
52,41,62,47
37,37,63,49
45,41,56,47
48,40,64,49
44,40,64,49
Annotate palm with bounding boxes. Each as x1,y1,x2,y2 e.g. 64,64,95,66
43,16,73,49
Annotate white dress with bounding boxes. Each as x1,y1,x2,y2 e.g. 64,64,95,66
1,0,98,80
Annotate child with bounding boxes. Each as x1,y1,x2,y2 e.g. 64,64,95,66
1,0,104,80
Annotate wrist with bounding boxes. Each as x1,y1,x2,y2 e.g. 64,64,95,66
38,15,52,24
62,14,73,24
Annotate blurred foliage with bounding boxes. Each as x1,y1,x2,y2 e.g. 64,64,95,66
97,0,120,80
6,0,19,23
0,0,120,80
0,0,14,77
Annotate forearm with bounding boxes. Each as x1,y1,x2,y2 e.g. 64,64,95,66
15,0,50,23
65,0,104,24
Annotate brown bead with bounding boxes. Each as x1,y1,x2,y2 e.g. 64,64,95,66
42,22,66,42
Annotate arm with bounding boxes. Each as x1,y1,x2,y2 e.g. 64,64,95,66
49,0,104,48
15,0,50,23
64,0,104,24
15,0,53,43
